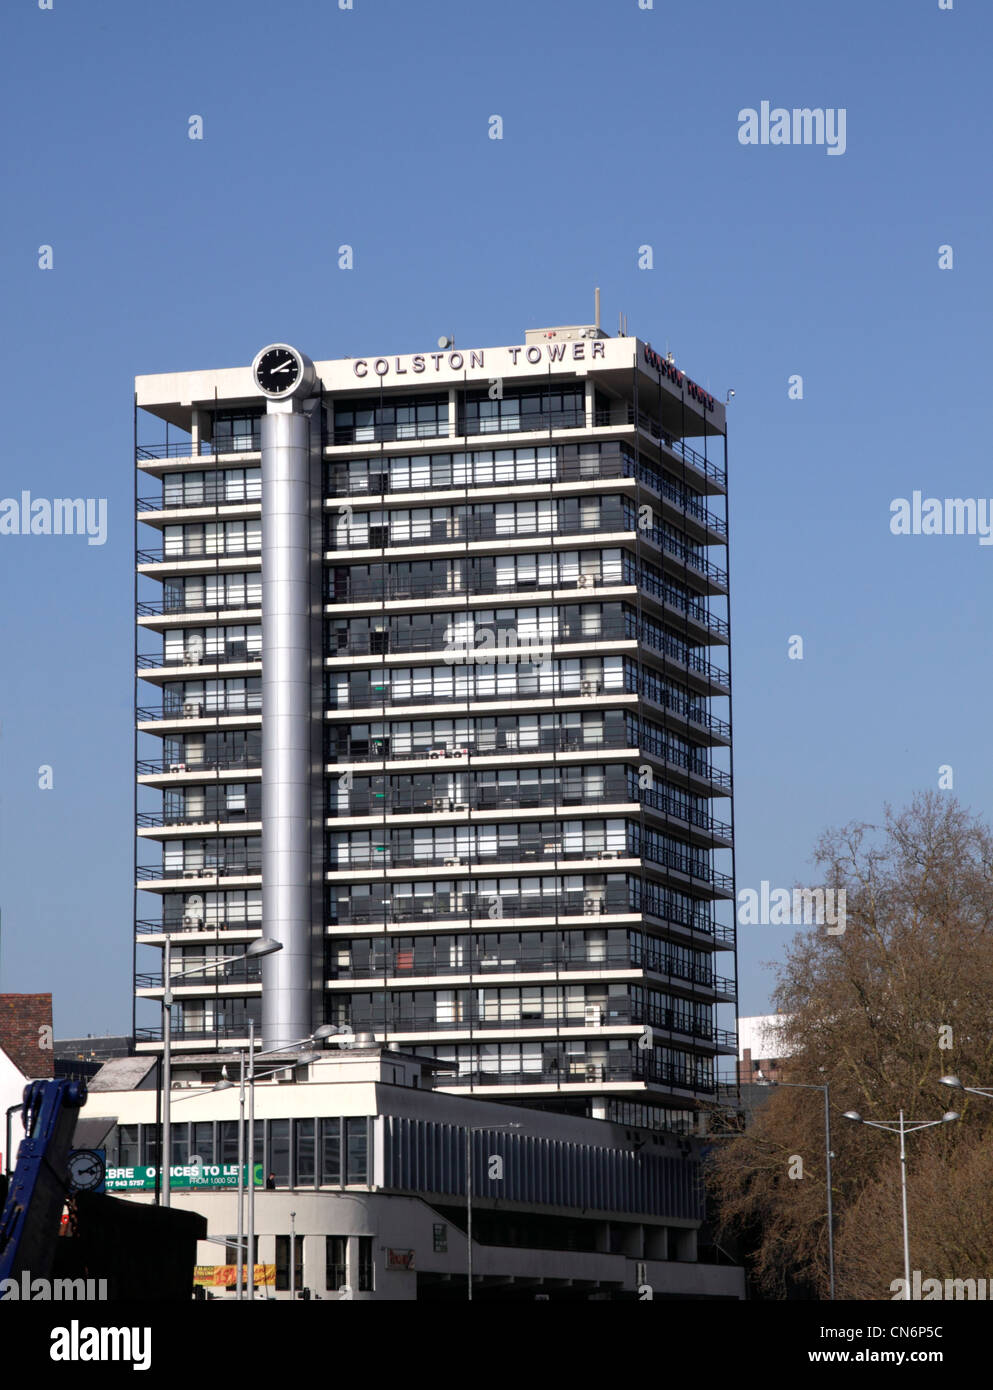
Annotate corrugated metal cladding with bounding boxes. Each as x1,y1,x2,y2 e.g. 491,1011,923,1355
381,1118,703,1221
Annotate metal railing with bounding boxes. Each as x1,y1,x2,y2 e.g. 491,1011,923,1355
338,1003,726,1040
332,945,732,990
328,841,732,889
136,1022,255,1041
137,594,261,617
434,1058,717,1093
137,542,262,564
136,438,261,460
136,858,262,881
328,895,724,938
135,962,262,988
326,450,728,535
137,753,261,775
136,918,263,936
138,482,261,511
328,782,732,839
137,649,260,670
137,700,262,721
329,730,730,788
137,805,261,829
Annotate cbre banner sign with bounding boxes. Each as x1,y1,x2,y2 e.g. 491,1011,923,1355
106,1163,263,1191
642,344,716,413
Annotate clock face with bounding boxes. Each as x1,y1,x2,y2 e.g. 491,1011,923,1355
67,1148,106,1193
255,346,301,396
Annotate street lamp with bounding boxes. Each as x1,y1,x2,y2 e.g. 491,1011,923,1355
843,1108,958,1298
240,1023,334,1301
160,935,282,1209
465,1123,521,1302
758,1078,836,1300
940,1074,993,1102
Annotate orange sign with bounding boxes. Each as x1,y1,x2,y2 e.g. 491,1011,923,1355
194,1264,276,1288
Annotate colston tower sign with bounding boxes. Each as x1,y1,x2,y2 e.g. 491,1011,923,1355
345,337,716,415
350,340,608,378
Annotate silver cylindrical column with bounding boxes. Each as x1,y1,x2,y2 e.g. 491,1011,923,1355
261,407,313,1050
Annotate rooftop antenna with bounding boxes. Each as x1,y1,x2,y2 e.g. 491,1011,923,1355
594,287,600,331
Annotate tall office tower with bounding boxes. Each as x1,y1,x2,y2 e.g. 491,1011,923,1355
134,324,736,1133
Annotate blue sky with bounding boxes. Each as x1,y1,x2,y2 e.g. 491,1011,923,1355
0,0,989,1036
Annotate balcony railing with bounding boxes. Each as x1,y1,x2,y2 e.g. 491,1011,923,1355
137,858,262,881
137,647,259,670
137,805,261,828
137,542,262,564
137,699,262,721
137,595,261,617
332,944,732,990
329,729,731,790
137,753,260,775
434,1057,717,1093
328,894,726,939
138,482,261,511
328,783,731,839
135,961,262,988
137,438,261,460
337,1003,726,1041
328,841,732,890
326,450,728,536
136,918,263,936
135,1022,255,1042
330,675,732,742
327,614,729,676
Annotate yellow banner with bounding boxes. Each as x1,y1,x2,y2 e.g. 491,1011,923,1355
194,1264,276,1288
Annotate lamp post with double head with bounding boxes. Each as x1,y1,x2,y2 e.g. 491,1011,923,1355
843,1108,958,1297
160,936,282,1209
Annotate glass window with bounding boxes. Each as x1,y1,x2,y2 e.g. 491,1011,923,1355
269,1119,290,1187
321,1118,341,1184
275,1234,304,1292
295,1119,316,1186
346,1118,368,1183
326,1236,347,1291
358,1236,374,1292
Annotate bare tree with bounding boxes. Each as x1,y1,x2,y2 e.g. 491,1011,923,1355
708,792,993,1298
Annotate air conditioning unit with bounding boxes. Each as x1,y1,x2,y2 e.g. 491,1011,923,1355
428,749,445,759
452,747,468,758
183,914,203,928
577,574,595,589
432,798,450,811
580,681,596,695
183,701,203,718
585,1063,604,1082
169,762,187,773
584,1004,604,1027
584,896,603,914
444,857,464,867
450,803,468,813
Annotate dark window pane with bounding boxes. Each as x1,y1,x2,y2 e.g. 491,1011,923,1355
326,1236,347,1291
358,1236,373,1292
269,1119,290,1187
276,1235,304,1292
321,1118,341,1184
346,1118,368,1183
295,1119,315,1186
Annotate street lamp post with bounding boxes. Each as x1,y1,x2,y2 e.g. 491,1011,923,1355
843,1108,958,1297
243,1024,335,1301
290,1211,296,1301
760,1079,836,1300
465,1123,521,1302
159,936,282,1210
